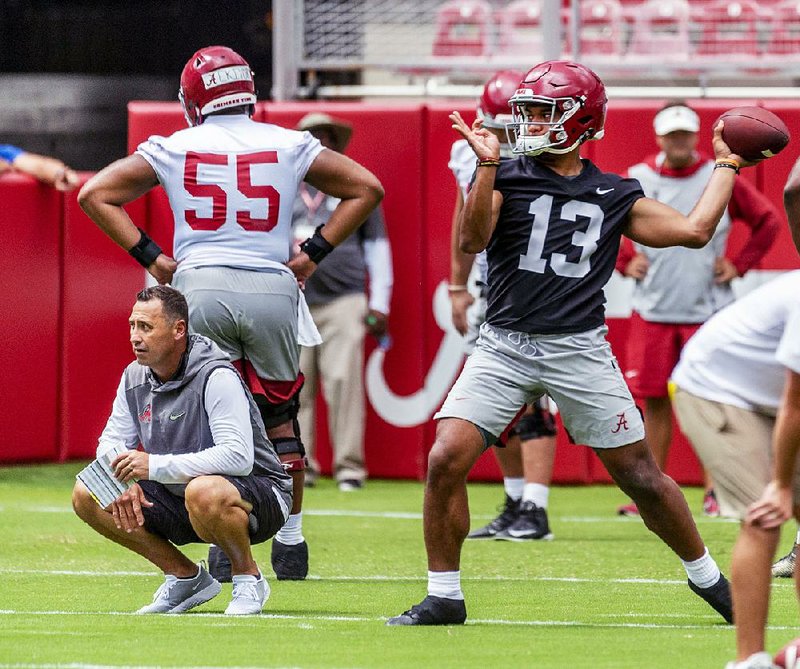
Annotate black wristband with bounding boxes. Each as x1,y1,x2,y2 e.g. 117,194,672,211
128,228,162,268
299,226,335,264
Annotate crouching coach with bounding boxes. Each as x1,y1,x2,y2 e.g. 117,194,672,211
72,286,292,615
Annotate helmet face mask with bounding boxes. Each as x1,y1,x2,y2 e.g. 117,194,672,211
179,46,257,127
507,61,607,157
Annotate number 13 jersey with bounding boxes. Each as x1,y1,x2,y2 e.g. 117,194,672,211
137,114,323,272
487,157,644,334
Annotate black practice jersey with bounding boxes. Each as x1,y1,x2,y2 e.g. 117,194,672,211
485,157,644,334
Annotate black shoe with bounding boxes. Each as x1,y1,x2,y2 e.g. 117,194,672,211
338,479,364,492
688,574,733,623
495,501,554,541
207,544,232,583
271,539,309,580
386,595,467,626
772,545,797,578
467,495,520,539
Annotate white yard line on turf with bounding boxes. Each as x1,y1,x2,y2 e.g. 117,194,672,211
0,505,737,523
0,569,795,589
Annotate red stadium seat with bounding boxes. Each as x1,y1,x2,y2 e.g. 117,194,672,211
765,0,800,56
496,0,545,57
694,0,762,57
565,0,626,58
432,0,494,57
627,0,691,60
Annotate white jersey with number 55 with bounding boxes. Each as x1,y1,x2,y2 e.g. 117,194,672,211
137,114,323,273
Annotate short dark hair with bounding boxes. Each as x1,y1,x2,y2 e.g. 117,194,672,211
136,285,189,324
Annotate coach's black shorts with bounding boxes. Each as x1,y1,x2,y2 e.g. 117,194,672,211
139,475,290,546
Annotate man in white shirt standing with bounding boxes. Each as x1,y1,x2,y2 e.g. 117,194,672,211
671,265,800,668
72,286,293,615
78,46,384,582
617,101,780,518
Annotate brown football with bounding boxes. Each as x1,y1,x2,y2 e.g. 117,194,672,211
716,106,790,162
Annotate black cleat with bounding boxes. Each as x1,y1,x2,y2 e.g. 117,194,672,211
207,544,232,583
467,495,520,539
772,545,797,578
495,501,554,541
689,574,733,623
386,595,467,626
271,539,309,580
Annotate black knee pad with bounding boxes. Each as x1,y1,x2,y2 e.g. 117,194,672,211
254,392,301,430
272,436,306,459
511,404,557,440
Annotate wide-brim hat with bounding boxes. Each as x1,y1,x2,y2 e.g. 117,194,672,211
296,112,353,151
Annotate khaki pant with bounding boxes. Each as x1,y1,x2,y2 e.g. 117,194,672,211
299,293,367,482
672,387,797,519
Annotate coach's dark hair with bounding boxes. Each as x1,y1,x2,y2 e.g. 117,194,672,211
136,285,189,324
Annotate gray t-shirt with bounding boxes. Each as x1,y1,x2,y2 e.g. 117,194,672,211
292,184,388,306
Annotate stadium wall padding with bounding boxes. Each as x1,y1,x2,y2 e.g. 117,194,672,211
3,100,797,487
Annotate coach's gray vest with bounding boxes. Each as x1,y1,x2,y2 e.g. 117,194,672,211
627,159,733,323
123,334,292,497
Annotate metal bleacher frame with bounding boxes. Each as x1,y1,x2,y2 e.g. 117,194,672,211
272,0,800,101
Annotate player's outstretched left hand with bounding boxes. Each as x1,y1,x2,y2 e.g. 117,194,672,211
450,111,501,163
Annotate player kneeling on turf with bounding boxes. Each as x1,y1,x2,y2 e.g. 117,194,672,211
72,286,292,615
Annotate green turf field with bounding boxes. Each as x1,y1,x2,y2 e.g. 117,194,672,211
0,463,797,668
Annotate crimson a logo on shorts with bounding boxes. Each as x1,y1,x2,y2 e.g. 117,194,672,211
138,403,152,423
610,412,629,434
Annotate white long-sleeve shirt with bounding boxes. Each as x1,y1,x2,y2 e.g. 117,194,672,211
97,367,255,484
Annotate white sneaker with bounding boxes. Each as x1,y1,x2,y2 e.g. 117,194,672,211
224,573,270,615
137,563,221,614
724,651,779,669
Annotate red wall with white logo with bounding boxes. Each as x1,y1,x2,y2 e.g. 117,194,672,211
2,100,797,489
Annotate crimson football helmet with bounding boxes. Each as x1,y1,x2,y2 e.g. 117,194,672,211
507,60,607,156
179,46,257,127
477,69,524,129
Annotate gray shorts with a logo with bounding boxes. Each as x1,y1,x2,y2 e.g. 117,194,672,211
173,266,300,381
436,323,644,449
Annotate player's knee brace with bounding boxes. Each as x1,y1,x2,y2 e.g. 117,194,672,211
511,405,557,441
254,392,301,430
272,437,307,473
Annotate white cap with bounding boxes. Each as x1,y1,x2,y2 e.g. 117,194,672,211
653,105,700,136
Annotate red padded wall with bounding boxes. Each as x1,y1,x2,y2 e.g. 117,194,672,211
59,177,148,460
0,175,61,462
263,102,427,480
752,100,800,270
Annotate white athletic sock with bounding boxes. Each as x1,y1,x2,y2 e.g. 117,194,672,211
682,547,721,589
427,570,464,600
504,477,524,501
275,512,304,545
522,483,549,509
